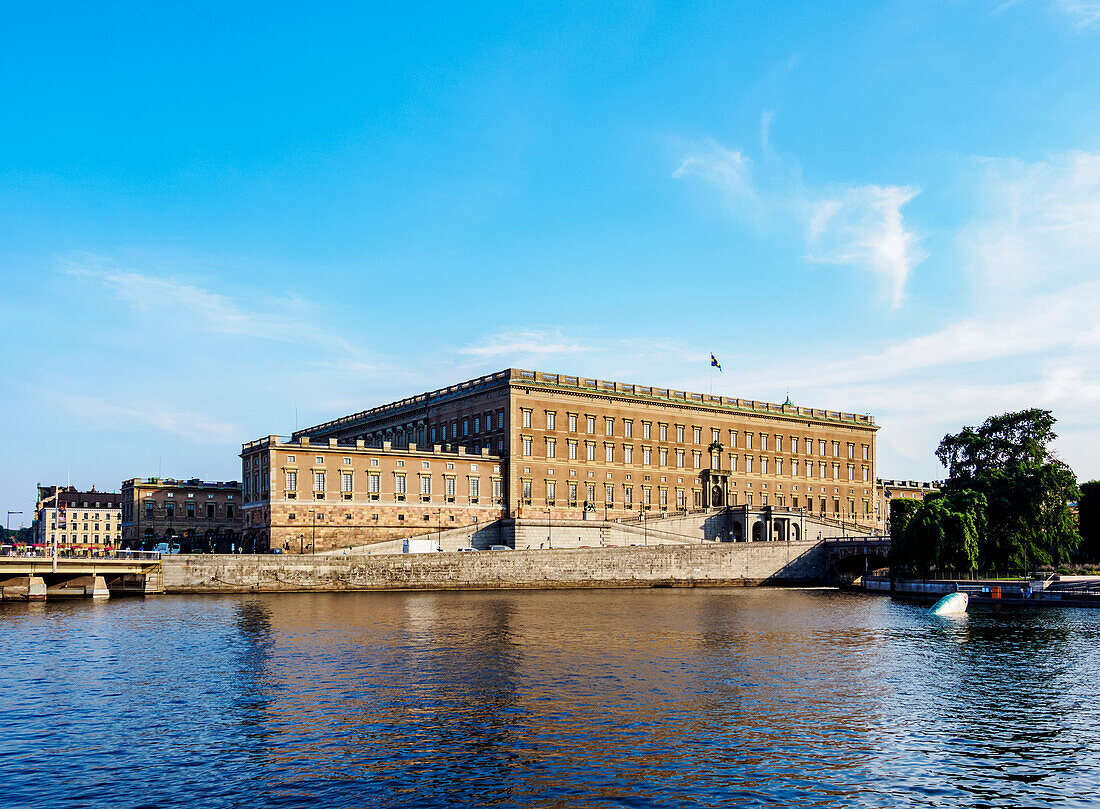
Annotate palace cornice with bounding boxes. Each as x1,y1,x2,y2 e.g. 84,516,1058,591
510,379,879,432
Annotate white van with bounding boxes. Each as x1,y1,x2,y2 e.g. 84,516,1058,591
153,542,181,555
488,544,513,551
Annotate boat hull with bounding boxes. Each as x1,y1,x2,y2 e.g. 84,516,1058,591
930,592,969,615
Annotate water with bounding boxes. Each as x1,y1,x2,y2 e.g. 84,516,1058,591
3,588,1099,808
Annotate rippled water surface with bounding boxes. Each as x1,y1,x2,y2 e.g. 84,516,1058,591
3,588,1099,808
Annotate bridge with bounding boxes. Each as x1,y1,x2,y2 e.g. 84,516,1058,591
822,536,891,580
0,555,164,601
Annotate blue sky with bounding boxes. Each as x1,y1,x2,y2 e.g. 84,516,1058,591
2,1,1099,524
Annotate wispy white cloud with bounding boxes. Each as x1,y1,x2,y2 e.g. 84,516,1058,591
805,185,924,307
770,150,1100,476
673,137,924,307
784,280,1100,389
759,110,774,154
65,258,356,354
456,329,592,359
1058,0,1100,28
996,1,1100,29
54,394,240,444
961,151,1100,296
467,150,1100,479
672,143,763,213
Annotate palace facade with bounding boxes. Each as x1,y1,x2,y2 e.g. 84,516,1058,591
243,369,879,552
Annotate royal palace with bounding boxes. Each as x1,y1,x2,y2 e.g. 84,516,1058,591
240,369,880,553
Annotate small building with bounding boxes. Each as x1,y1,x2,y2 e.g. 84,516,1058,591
35,484,122,550
120,478,242,552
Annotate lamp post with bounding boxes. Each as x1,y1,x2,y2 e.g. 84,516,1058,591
643,509,647,546
437,508,442,550
546,507,551,549
298,532,305,554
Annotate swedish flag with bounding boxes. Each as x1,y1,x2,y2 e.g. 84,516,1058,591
710,353,722,372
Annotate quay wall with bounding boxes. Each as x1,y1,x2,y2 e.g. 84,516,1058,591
161,540,827,594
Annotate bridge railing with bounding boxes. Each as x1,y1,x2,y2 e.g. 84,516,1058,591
822,536,891,546
1,545,162,561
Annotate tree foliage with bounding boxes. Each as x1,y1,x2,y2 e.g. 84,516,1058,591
1079,481,1100,562
934,408,1079,570
893,490,990,572
890,490,985,575
888,498,921,542
0,525,35,545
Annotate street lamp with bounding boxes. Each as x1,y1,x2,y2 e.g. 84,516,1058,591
311,509,317,554
546,507,551,549
643,509,647,546
299,532,305,554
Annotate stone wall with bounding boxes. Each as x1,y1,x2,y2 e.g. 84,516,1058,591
161,540,828,594
317,520,504,555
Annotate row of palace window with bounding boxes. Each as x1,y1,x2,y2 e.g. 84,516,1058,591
137,502,236,519
429,410,506,443
518,480,872,514
521,438,870,480
283,470,503,503
367,410,509,448
520,410,870,458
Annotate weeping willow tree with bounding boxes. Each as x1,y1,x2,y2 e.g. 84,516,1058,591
889,490,985,576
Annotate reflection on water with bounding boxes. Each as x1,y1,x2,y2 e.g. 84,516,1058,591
2,589,1099,808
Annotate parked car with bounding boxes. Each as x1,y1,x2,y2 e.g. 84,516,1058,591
457,547,478,552
153,542,181,555
488,545,513,551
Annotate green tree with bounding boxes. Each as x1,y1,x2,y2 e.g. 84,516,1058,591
897,490,984,575
888,498,921,540
886,498,922,571
936,408,1079,570
0,525,35,545
1078,481,1100,562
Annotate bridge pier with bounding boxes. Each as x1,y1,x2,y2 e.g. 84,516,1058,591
88,575,110,599
0,575,47,601
108,571,162,596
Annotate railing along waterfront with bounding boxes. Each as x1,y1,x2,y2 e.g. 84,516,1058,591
1,545,163,561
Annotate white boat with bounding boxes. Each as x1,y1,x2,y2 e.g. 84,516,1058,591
929,591,968,615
